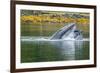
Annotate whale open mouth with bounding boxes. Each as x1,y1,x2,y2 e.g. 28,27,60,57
50,23,83,40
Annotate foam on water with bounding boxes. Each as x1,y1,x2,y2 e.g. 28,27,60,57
21,36,89,42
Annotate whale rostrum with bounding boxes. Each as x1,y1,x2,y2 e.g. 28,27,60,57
50,23,83,40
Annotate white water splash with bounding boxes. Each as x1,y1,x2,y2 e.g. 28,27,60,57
21,36,89,42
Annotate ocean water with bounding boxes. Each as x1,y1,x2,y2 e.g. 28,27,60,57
21,37,89,63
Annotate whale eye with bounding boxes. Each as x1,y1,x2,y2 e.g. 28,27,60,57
74,30,79,32
74,30,81,35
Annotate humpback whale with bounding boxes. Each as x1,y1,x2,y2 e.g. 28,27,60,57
50,23,83,40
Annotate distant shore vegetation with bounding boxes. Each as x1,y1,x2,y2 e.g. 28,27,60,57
21,10,89,25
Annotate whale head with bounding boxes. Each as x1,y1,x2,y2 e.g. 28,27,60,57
50,23,83,40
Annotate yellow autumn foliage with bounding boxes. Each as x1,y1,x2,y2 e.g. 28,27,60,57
21,15,89,25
